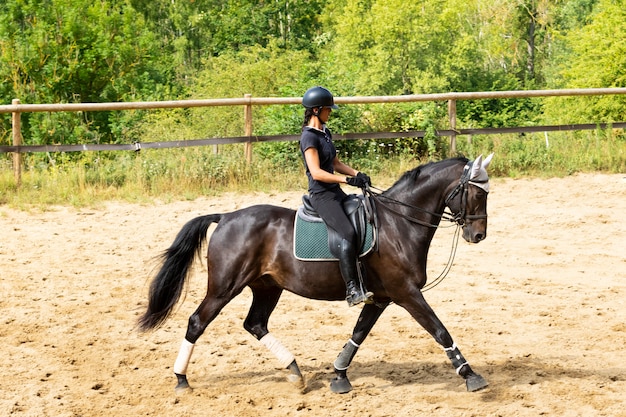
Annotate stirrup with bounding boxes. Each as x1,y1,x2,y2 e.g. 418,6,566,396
346,290,374,307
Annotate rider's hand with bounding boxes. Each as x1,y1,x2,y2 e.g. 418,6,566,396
356,172,371,186
346,176,367,188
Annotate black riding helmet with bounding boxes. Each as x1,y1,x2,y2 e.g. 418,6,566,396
302,86,339,109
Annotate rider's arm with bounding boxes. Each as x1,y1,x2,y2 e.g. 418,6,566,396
304,148,351,184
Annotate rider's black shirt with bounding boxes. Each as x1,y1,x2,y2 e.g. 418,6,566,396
300,126,340,194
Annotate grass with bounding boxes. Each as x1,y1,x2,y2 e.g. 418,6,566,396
456,128,626,177
1,130,625,209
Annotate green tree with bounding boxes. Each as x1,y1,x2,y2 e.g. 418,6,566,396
554,0,598,30
325,0,529,95
131,42,315,145
0,0,171,146
324,0,542,129
545,0,626,122
131,0,324,71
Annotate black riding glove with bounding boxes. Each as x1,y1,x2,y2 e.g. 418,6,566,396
346,175,367,188
356,172,372,186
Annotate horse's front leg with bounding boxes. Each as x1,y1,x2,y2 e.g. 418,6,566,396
399,291,488,392
330,301,389,394
443,342,488,392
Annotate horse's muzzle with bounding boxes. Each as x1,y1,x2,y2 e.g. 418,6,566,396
462,224,487,243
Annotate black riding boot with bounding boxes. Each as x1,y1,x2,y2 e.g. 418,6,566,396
337,239,374,307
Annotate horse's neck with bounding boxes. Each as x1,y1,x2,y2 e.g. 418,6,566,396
377,169,455,260
386,174,450,215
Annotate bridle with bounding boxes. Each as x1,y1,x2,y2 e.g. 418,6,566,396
443,161,489,226
365,161,488,228
362,161,489,292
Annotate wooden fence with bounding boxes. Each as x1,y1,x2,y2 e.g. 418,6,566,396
2,88,626,185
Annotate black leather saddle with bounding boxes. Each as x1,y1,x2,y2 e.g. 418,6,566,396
300,194,371,258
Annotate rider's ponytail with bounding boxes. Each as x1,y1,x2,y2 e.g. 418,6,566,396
302,108,317,131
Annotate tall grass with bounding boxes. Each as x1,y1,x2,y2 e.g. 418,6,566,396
1,130,625,208
457,128,626,177
0,145,300,208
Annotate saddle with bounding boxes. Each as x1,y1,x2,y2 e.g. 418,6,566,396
293,194,376,261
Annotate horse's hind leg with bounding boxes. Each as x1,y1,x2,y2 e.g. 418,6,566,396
173,294,234,391
400,292,488,392
243,285,304,389
331,301,389,393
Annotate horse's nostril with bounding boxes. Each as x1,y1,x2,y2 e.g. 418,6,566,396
475,233,485,242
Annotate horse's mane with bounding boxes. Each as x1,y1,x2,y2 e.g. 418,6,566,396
387,157,469,191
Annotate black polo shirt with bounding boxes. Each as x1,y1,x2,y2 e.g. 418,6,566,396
300,126,340,194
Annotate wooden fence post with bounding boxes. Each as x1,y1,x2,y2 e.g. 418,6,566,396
12,98,22,186
244,94,252,163
448,99,457,156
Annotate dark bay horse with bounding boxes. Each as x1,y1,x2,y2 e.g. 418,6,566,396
138,155,493,394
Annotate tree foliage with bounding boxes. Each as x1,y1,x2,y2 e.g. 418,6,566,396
1,0,625,159
544,0,626,122
0,0,170,145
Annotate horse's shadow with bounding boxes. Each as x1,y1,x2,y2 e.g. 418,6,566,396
341,355,625,399
188,354,625,396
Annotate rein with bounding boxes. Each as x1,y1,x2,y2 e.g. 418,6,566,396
365,186,458,228
364,161,482,228
362,161,486,292
364,186,462,292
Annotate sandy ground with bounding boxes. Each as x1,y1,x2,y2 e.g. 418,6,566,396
1,173,626,417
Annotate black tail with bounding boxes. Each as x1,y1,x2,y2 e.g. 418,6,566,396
138,214,222,331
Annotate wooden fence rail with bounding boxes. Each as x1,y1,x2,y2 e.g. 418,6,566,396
2,88,626,185
2,123,625,154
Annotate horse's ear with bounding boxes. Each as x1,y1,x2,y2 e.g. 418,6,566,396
482,153,494,170
470,154,483,179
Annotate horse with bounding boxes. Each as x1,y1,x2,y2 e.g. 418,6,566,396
138,154,493,394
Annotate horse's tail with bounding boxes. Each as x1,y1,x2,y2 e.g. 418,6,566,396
138,214,222,332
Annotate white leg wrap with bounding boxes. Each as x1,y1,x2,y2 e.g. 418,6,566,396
174,339,195,375
260,333,295,368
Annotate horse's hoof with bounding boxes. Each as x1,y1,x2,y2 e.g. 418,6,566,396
466,373,488,392
175,385,193,395
287,373,306,391
330,376,353,394
174,373,192,393
286,360,306,391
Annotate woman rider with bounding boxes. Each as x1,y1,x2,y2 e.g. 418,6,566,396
299,86,374,307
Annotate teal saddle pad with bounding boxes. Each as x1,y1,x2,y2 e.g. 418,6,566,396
293,206,375,261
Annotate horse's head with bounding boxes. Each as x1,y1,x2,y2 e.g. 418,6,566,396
445,154,493,243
